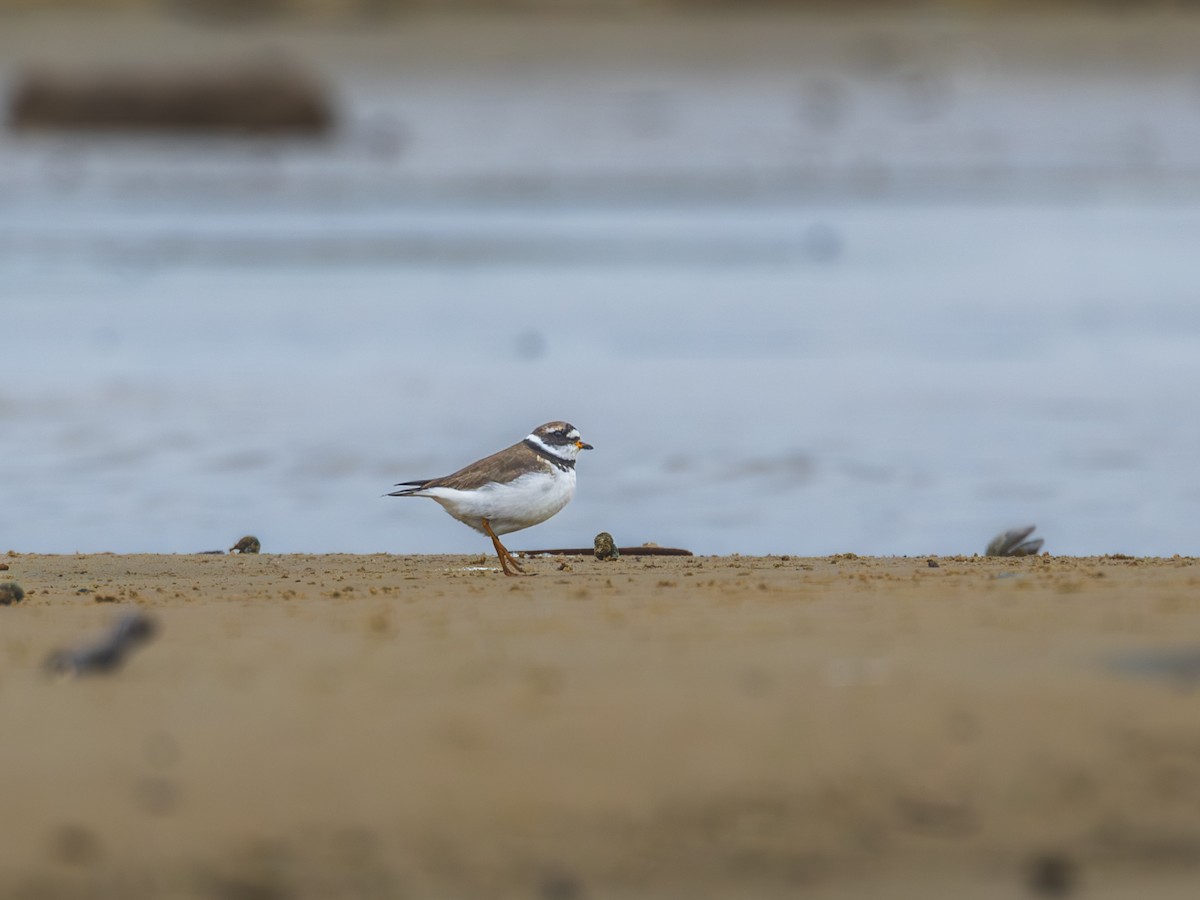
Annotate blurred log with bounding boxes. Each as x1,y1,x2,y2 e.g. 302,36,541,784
8,59,333,135
518,546,694,557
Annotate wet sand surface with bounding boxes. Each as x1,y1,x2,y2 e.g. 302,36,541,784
3,552,1200,898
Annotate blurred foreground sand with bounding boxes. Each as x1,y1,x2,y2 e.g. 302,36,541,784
2,552,1200,898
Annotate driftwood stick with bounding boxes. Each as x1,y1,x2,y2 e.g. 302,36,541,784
517,547,694,557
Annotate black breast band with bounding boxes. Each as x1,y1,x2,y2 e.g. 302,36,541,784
524,438,574,472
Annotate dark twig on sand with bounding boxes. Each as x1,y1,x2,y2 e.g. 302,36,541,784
518,546,693,557
44,612,159,677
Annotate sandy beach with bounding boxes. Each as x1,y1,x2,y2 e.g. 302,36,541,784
2,551,1200,898
2,3,1200,896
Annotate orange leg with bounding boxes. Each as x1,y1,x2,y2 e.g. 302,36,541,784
481,517,529,576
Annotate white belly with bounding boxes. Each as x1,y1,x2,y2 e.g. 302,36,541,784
421,469,577,536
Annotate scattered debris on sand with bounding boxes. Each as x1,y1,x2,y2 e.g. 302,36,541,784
986,525,1044,557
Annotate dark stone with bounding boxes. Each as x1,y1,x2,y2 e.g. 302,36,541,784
230,536,262,554
1027,852,1077,896
539,869,584,900
593,532,619,561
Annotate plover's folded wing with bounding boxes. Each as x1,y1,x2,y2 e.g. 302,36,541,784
396,441,548,495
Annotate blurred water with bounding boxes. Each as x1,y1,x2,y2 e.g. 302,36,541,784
2,57,1199,556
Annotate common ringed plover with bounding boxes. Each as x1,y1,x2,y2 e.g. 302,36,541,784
388,421,592,575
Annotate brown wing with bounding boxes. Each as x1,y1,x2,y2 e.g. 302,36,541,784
418,440,546,492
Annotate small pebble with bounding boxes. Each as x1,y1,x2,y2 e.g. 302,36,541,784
593,532,619,561
49,823,102,866
229,535,261,554
0,582,25,605
539,869,583,900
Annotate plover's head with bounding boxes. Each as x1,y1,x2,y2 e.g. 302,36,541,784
528,421,593,461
